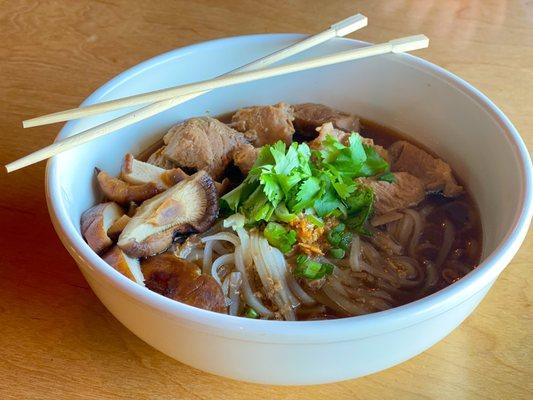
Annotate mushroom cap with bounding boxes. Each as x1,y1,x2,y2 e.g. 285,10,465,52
117,171,219,258
107,214,131,241
142,253,226,313
121,154,188,189
102,246,144,285
97,169,161,205
80,202,124,254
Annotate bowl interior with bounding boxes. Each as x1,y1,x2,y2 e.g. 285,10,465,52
47,34,530,326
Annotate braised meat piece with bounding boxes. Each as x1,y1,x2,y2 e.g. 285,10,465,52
158,117,248,180
232,143,259,175
293,103,360,135
388,141,463,197
358,172,425,215
230,102,295,146
146,147,177,170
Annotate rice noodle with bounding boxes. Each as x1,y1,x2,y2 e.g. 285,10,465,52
201,232,240,247
403,209,424,257
387,220,399,238
202,240,213,275
227,271,242,316
446,260,472,275
184,248,204,262
435,219,454,269
234,245,273,318
250,233,296,320
270,245,300,308
342,286,393,311
371,211,404,227
221,275,230,297
396,213,414,246
322,281,371,316
212,241,230,255
349,234,361,271
442,268,460,284
211,253,235,286
286,273,316,306
273,250,315,305
236,227,252,268
416,242,438,254
423,260,439,289
387,255,424,288
369,228,403,255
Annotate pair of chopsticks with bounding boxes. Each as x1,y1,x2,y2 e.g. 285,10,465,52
6,14,429,173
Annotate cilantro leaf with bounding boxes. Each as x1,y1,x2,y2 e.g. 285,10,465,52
273,143,300,175
273,203,297,223
240,186,273,222
314,184,346,217
259,172,282,207
344,186,374,235
358,145,389,177
290,176,321,212
223,133,387,228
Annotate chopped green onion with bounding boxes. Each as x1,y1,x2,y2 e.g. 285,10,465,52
295,255,334,280
263,222,297,253
338,231,353,250
305,214,325,227
332,223,345,234
328,248,346,259
244,307,259,319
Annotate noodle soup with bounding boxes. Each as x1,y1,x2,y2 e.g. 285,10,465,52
80,102,481,321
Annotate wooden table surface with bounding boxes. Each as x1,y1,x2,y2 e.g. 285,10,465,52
1,1,532,398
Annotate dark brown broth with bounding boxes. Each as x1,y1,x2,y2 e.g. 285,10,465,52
139,112,482,319
295,118,482,318
354,119,482,304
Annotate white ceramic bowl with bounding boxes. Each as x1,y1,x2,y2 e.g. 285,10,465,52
46,34,532,385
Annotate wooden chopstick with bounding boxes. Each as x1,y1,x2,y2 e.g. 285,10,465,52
24,34,427,128
7,14,367,173
6,33,428,173
23,14,367,129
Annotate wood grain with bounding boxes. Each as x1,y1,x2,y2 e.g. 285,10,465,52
0,1,531,399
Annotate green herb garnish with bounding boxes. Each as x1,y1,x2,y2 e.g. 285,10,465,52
221,133,389,231
244,307,259,319
263,222,297,253
294,255,334,280
328,248,346,259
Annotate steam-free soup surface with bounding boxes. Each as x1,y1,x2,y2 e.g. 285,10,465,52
81,102,482,321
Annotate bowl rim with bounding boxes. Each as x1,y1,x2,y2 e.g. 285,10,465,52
46,33,533,343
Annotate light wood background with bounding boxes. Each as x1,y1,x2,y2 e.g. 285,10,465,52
1,1,532,399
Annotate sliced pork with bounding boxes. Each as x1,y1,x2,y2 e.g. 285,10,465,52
232,143,259,175
230,102,295,146
358,172,425,215
158,117,248,180
146,147,177,170
388,141,463,197
293,103,360,135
